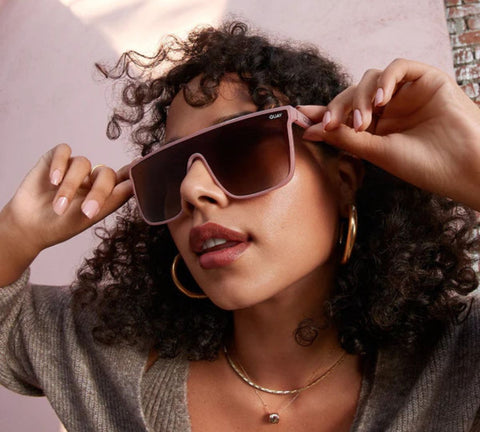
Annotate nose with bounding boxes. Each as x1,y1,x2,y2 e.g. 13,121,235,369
179,158,229,216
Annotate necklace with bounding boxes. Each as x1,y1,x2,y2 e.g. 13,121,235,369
223,345,347,424
237,362,301,424
223,345,346,395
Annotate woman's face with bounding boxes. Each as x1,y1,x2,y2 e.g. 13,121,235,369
167,77,358,311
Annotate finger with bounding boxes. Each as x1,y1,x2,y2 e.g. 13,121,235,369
90,164,106,178
48,143,72,186
80,161,132,204
81,164,109,188
303,122,388,165
351,69,382,132
52,156,92,216
81,166,117,219
322,86,358,131
95,178,134,221
295,105,328,123
89,164,110,183
116,162,134,183
302,122,329,143
375,59,433,107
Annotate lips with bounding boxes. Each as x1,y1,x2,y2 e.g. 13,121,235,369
190,222,250,269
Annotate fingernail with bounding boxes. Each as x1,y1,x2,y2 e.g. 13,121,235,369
322,111,331,130
53,196,69,216
353,109,363,131
81,200,100,219
374,88,384,106
50,169,62,186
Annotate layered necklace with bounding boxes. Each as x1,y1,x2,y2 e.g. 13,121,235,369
223,345,347,424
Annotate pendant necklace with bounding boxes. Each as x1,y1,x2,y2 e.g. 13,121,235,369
237,362,300,424
224,345,347,424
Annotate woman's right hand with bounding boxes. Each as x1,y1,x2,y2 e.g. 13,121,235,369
0,144,134,286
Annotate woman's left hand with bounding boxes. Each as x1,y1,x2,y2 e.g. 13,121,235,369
299,58,480,211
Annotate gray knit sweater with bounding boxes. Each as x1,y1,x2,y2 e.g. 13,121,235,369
1,270,479,431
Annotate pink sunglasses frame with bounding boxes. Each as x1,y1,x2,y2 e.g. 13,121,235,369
129,105,313,225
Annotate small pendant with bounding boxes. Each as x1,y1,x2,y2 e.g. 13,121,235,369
268,413,280,424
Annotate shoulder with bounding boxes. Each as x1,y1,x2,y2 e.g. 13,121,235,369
0,269,76,338
356,294,480,430
374,290,480,384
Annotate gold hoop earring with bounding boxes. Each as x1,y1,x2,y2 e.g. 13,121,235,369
339,204,357,265
171,254,208,299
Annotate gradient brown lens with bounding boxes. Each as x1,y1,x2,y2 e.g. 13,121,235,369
131,109,292,224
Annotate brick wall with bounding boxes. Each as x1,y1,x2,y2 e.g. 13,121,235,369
445,0,480,103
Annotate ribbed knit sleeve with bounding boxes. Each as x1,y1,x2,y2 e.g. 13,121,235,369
0,269,44,395
0,272,153,431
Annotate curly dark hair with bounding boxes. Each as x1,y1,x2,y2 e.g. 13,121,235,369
72,21,479,360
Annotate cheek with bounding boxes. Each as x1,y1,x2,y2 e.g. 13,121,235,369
167,220,190,257
253,161,340,267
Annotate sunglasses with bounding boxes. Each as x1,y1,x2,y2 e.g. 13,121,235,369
129,105,313,225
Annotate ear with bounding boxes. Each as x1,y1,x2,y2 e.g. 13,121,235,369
336,154,364,217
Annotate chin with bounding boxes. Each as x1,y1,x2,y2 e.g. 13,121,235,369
206,288,268,311
208,296,254,311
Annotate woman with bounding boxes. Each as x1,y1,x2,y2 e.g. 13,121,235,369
0,22,479,431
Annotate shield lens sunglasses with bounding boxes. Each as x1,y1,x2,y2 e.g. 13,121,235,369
129,105,313,225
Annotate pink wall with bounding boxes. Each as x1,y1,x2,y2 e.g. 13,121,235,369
0,0,452,430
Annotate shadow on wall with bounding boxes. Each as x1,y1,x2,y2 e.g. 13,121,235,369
0,0,128,206
0,0,117,431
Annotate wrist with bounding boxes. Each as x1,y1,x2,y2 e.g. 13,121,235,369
0,203,41,286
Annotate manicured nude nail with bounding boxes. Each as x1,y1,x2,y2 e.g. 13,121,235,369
53,196,69,216
375,88,384,106
322,111,331,129
50,169,62,186
81,200,100,219
353,109,363,131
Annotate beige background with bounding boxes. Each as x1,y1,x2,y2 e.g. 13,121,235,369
0,0,452,430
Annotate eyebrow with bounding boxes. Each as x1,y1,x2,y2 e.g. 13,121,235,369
164,110,254,145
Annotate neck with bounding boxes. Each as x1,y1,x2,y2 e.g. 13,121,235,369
229,265,344,390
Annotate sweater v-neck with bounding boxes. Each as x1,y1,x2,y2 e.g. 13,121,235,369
139,352,375,432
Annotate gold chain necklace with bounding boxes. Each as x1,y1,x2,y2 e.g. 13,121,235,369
223,346,347,424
